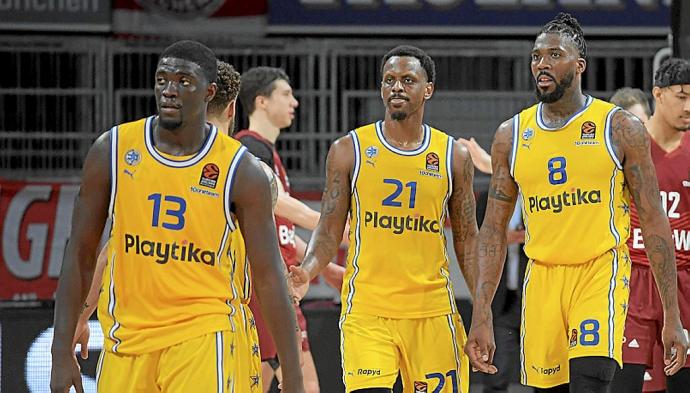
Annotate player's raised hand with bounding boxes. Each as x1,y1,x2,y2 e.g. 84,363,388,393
72,319,90,360
288,265,310,303
464,321,498,374
662,319,689,375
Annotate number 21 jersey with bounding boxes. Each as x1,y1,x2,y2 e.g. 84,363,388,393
344,121,457,318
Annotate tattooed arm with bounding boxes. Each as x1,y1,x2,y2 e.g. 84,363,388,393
612,109,688,374
289,136,353,299
464,120,519,374
448,141,479,298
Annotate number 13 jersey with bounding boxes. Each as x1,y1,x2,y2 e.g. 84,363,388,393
98,116,249,355
344,121,457,318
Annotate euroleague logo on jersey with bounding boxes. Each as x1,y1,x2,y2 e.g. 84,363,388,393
580,121,596,139
425,152,440,172
199,163,219,189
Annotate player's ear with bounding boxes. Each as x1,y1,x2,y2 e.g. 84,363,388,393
255,95,267,111
226,100,236,121
424,82,434,100
576,57,587,75
651,86,663,102
206,82,217,103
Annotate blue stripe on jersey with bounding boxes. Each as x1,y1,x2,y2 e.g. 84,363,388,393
536,95,593,131
95,345,105,389
439,265,456,314
223,146,248,232
604,107,623,170
445,135,454,199
608,167,622,248
518,191,530,244
338,315,348,386
345,189,363,314
440,136,456,313
107,252,122,352
520,260,534,385
509,114,519,178
216,331,224,393
217,224,231,262
375,120,431,156
607,248,619,359
349,131,361,195
243,253,251,300
144,116,218,168
108,125,118,218
607,162,622,359
446,314,462,393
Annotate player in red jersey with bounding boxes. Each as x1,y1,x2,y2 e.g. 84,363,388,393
610,58,690,393
236,66,345,393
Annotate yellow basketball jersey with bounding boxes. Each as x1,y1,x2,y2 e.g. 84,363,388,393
98,116,250,354
344,121,457,318
511,97,630,265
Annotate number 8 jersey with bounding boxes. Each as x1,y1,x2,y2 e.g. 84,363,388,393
511,97,631,265
98,116,250,355
344,121,457,318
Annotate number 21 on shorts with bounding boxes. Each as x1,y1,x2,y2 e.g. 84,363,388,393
416,369,458,393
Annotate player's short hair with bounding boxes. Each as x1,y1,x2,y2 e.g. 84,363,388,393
539,12,587,59
610,88,651,117
159,40,217,83
239,67,290,115
380,45,436,84
654,58,690,88
208,60,241,115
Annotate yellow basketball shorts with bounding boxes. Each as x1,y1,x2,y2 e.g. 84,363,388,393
96,305,261,392
520,246,630,388
340,312,469,393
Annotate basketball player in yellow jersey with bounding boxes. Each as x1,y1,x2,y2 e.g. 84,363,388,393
289,45,478,393
465,13,688,393
50,40,304,393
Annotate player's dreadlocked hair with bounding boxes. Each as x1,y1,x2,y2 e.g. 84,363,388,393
539,12,587,59
208,60,241,115
654,58,690,88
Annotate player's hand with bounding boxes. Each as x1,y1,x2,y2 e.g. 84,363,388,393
458,137,492,174
50,351,84,393
464,317,498,374
72,319,90,360
288,265,310,303
661,317,689,375
340,222,351,246
506,229,526,245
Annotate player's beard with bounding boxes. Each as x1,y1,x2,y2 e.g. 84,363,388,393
535,71,574,104
391,111,408,121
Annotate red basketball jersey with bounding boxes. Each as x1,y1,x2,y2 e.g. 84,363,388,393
234,130,298,266
629,132,690,268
